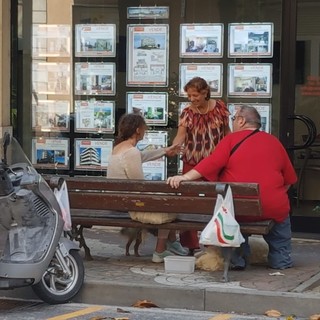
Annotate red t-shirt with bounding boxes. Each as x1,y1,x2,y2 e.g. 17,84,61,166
194,130,297,223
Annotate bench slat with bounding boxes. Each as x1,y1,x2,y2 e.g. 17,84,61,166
70,210,273,235
69,192,262,216
45,176,260,197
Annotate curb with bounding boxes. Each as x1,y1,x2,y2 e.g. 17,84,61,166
2,277,320,317
72,280,320,317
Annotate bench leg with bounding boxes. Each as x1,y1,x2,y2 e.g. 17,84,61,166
221,247,233,282
72,225,93,261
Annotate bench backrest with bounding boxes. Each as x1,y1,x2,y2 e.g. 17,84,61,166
46,176,262,217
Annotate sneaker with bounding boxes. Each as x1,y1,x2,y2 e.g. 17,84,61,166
166,240,188,256
152,250,174,263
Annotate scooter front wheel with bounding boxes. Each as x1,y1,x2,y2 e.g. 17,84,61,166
32,250,84,304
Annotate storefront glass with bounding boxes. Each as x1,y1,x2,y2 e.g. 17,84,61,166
291,0,320,230
17,0,283,178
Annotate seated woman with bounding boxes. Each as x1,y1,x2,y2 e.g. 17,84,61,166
107,113,188,263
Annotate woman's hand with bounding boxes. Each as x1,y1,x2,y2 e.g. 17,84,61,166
167,175,188,189
164,143,183,157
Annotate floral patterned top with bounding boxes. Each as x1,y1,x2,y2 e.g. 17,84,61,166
179,99,230,166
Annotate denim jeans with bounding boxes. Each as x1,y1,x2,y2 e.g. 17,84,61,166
231,216,293,269
263,215,293,269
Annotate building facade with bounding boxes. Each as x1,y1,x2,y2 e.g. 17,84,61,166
1,0,320,232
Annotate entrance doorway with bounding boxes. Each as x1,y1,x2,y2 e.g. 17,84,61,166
290,0,320,232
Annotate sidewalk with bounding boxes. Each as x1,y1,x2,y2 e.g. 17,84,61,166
2,226,320,318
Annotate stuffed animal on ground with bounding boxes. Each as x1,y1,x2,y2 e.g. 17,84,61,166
195,236,269,271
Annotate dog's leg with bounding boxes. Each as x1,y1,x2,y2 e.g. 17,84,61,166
134,229,143,257
221,247,233,282
126,237,135,256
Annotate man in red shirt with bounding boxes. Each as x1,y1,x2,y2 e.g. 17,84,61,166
167,105,297,270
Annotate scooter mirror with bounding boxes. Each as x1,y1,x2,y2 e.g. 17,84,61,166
2,132,11,165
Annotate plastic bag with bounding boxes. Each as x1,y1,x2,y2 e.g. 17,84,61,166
199,186,245,247
54,180,72,231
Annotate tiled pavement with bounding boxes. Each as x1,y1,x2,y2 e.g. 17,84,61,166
2,226,320,317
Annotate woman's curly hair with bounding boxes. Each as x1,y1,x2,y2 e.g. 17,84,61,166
115,113,146,145
183,76,211,100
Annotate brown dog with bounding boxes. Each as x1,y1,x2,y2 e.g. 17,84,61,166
120,227,158,256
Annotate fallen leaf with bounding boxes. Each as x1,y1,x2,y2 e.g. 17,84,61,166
114,318,129,320
310,314,320,320
132,299,159,308
116,308,131,313
265,309,282,317
286,316,296,320
89,317,108,320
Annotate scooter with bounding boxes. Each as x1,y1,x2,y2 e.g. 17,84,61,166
0,133,84,304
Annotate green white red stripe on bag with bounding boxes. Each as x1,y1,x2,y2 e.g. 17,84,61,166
214,206,235,244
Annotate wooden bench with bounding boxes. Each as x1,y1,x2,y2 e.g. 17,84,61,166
46,176,274,282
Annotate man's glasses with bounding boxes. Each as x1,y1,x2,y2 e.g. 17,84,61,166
231,115,241,121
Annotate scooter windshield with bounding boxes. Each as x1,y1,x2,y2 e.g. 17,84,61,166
0,136,59,263
0,136,32,167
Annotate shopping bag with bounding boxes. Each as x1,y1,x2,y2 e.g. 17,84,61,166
199,186,245,247
54,180,72,231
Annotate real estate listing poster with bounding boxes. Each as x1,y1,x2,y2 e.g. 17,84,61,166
127,92,168,126
74,139,113,171
32,24,71,57
179,63,223,97
74,62,116,95
228,103,271,133
75,24,116,57
136,131,167,180
127,6,169,19
32,62,70,95
32,100,70,132
180,23,223,58
32,137,69,169
228,63,272,98
75,100,115,133
127,24,169,87
177,102,189,173
228,23,273,58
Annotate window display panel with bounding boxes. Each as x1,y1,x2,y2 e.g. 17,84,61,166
228,63,272,98
32,24,71,58
32,62,70,95
127,24,169,87
32,100,70,132
74,100,115,133
127,92,168,126
228,23,274,58
180,23,223,58
179,63,223,97
136,131,167,180
75,24,116,57
32,137,69,169
74,139,113,171
228,103,271,133
74,62,116,96
127,6,169,19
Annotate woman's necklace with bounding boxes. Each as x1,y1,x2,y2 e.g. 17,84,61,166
196,101,210,115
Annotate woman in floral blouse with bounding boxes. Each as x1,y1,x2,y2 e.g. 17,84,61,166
173,77,231,254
